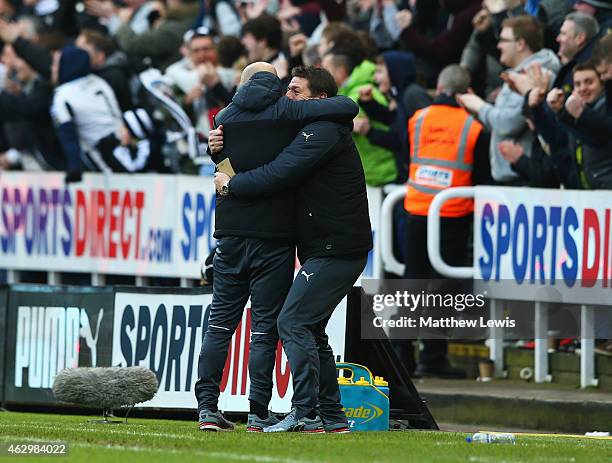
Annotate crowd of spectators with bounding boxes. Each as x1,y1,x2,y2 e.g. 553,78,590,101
0,0,609,190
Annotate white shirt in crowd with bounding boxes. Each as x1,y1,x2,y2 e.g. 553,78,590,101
51,74,122,150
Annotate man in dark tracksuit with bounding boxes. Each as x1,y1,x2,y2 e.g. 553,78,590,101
195,63,359,432
215,66,372,433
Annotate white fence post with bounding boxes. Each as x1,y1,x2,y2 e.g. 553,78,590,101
378,186,406,277
534,302,551,383
580,305,598,388
488,299,505,378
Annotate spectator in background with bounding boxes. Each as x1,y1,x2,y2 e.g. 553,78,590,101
114,0,199,71
563,33,612,131
0,0,21,21
201,0,242,37
51,46,154,181
461,0,525,99
402,64,489,379
536,0,574,50
164,28,232,139
85,0,156,36
241,14,288,80
0,43,64,171
322,47,398,186
549,60,611,188
215,35,244,91
554,11,600,91
358,50,427,183
458,15,560,185
395,0,482,84
76,28,134,111
575,0,612,33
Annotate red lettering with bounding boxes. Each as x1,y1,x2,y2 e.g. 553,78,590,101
604,210,610,288
108,190,119,258
134,191,144,259
220,341,232,393
95,190,107,258
89,190,97,257
120,191,132,259
275,342,290,398
231,320,242,395
581,209,600,287
75,190,87,256
241,309,251,396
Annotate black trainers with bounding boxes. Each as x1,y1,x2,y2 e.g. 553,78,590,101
198,409,235,432
323,420,351,434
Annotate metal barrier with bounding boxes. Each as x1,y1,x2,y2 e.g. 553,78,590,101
380,186,602,389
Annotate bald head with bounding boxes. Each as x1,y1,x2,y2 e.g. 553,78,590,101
239,62,277,85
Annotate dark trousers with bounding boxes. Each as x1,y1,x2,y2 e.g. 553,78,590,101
403,213,472,366
195,237,294,412
278,255,367,420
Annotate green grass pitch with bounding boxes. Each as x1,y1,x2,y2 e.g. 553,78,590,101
0,412,610,463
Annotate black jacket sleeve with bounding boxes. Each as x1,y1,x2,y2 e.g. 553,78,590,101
229,121,342,198
572,106,612,147
359,99,395,125
13,37,52,80
0,80,52,120
367,128,401,153
472,131,493,185
275,96,359,124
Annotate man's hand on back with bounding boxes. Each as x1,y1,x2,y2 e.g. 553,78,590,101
208,125,224,154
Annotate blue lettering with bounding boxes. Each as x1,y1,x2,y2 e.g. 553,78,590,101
166,305,186,391
479,203,494,281
562,207,578,287
530,206,547,284
120,305,135,366
185,304,203,391
37,189,48,256
495,205,511,281
135,306,151,366
512,205,529,284
181,193,192,261
548,207,562,284
151,305,168,385
61,190,72,256
1,187,13,253
24,188,35,255
194,194,206,261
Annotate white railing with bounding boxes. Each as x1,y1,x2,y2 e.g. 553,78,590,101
380,186,603,389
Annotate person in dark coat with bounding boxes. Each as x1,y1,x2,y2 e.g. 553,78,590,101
195,62,359,433
213,65,370,433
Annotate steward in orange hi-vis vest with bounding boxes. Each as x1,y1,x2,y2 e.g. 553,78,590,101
405,105,483,217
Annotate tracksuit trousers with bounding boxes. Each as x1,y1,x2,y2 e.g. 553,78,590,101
195,236,294,412
278,255,367,421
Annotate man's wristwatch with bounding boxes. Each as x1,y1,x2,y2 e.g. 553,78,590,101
220,179,231,196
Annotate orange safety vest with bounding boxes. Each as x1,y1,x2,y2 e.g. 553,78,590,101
405,105,482,217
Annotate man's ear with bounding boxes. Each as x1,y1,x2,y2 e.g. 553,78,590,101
516,38,528,53
318,92,328,99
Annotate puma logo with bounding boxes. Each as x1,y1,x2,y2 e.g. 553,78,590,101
301,271,314,282
302,132,314,141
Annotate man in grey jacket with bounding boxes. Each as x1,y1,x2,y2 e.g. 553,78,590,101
458,15,560,185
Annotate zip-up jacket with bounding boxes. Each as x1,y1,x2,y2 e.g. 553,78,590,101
228,121,372,261
212,72,359,239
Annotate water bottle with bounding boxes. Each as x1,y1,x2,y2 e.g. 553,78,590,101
466,432,516,444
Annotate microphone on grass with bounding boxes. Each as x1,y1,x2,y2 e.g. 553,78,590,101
52,366,159,423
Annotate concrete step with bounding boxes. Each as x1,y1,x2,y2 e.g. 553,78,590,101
414,378,612,434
